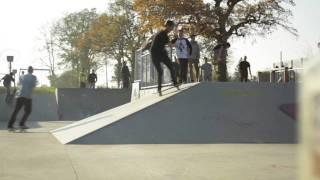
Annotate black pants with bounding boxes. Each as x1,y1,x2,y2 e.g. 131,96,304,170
151,51,177,91
123,77,130,88
240,72,248,82
172,62,180,83
189,60,199,82
4,86,11,103
8,97,32,128
179,59,188,83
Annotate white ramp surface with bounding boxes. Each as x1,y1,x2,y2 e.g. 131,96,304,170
52,82,296,144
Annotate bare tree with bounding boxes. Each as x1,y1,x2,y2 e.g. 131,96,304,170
37,23,59,86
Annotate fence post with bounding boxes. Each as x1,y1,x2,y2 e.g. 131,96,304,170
284,67,289,83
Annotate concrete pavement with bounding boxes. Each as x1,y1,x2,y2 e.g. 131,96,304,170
0,122,297,180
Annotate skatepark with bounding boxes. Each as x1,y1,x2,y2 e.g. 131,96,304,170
5,0,320,178
0,82,297,180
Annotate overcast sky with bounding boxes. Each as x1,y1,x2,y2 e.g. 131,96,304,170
0,0,319,85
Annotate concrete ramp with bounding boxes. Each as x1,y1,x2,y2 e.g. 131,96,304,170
51,83,197,144
52,82,296,144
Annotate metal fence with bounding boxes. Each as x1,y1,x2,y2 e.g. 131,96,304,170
258,68,303,83
258,58,305,83
134,47,175,88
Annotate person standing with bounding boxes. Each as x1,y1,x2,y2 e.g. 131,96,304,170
8,66,37,130
171,28,192,84
19,71,25,83
189,34,200,82
87,70,97,89
121,61,130,89
150,20,179,96
239,56,252,82
201,57,212,82
1,72,15,103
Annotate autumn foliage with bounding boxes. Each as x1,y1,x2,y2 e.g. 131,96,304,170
133,0,297,81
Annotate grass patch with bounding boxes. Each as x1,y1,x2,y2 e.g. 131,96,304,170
34,86,56,94
0,86,56,94
0,87,5,93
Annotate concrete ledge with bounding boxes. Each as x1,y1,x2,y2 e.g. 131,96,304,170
56,88,131,120
0,93,58,122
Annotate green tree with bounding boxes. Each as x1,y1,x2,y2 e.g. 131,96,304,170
55,70,79,88
53,8,99,86
107,0,145,87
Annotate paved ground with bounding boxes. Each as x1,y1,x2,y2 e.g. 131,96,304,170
0,122,297,180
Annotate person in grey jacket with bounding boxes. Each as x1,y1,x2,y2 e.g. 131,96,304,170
189,34,200,82
8,66,37,130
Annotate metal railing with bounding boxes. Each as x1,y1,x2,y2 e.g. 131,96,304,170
258,68,303,83
134,47,175,88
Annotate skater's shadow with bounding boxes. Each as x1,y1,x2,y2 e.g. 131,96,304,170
159,86,189,96
0,121,42,131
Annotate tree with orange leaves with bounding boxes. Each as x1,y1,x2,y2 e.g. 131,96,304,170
133,0,297,81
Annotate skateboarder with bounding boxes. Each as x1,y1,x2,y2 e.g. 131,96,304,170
8,66,37,131
1,72,15,103
239,56,252,82
150,20,179,96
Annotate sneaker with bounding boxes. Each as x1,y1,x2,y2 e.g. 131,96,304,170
173,82,180,90
19,125,30,130
8,127,16,132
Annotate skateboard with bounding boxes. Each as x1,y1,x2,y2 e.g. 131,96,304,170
8,127,28,133
157,84,180,96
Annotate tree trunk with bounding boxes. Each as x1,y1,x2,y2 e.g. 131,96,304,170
215,41,229,82
130,49,135,83
217,59,227,81
116,58,122,88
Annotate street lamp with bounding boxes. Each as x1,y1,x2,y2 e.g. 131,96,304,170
6,56,14,73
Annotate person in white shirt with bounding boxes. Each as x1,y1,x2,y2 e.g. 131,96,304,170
19,71,25,83
8,66,37,130
171,28,192,83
